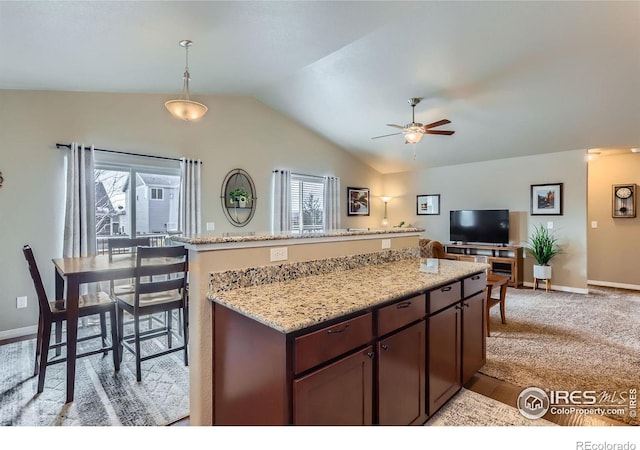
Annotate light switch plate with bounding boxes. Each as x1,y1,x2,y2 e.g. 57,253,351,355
547,221,554,229
382,239,391,249
16,296,27,309
591,221,598,229
206,222,215,231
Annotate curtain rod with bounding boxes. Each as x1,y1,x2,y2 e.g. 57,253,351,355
55,143,202,164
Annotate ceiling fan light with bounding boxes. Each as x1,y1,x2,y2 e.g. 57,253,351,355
404,132,423,144
164,99,208,121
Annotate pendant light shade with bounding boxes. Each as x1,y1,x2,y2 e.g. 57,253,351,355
165,40,208,121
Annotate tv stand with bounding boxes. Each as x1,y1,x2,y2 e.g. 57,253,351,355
443,243,523,288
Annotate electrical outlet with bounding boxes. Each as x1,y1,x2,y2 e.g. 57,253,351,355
591,221,598,229
382,239,391,249
206,222,215,231
270,247,288,262
16,296,27,309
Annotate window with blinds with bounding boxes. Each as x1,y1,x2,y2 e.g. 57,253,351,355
291,174,325,233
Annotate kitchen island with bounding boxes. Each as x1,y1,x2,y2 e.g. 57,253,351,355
209,257,488,425
171,228,425,425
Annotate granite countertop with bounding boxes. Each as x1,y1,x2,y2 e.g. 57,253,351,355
171,227,424,245
209,258,487,334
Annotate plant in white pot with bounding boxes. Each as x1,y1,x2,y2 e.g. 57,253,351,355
228,188,252,208
526,224,561,280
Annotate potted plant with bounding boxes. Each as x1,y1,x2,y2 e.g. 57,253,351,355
228,187,252,208
526,224,561,280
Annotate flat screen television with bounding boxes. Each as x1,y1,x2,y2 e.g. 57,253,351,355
449,209,510,245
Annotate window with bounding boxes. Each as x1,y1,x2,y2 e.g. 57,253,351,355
150,187,164,200
94,155,181,253
291,174,324,233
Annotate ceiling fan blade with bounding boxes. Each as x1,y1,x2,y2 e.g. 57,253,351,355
386,124,406,130
423,119,451,130
425,130,455,135
371,132,403,139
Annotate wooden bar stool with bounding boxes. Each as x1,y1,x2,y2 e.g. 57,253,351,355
485,273,509,337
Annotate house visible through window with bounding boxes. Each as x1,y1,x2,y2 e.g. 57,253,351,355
150,187,164,200
94,157,181,253
291,174,324,233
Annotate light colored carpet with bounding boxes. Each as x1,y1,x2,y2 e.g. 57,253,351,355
426,388,555,426
482,285,640,426
0,332,189,426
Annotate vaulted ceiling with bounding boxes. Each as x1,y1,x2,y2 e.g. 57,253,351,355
1,1,639,173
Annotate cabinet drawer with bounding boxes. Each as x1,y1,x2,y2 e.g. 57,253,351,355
294,312,373,374
463,272,487,298
377,294,426,336
428,281,461,314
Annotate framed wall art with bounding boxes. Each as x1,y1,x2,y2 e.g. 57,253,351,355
417,194,440,215
347,187,370,216
530,183,563,216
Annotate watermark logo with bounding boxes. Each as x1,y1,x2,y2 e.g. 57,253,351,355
518,386,637,420
517,387,550,419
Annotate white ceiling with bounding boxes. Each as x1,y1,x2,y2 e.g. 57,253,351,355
1,1,639,173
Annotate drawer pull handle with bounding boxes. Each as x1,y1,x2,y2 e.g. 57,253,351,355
396,301,411,309
455,305,463,310
462,302,470,308
441,286,452,292
472,275,480,280
381,344,389,351
367,351,375,359
327,324,349,334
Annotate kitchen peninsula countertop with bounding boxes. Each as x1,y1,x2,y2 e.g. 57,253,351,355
209,258,487,334
171,227,423,247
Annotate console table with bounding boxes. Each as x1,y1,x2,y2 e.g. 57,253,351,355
443,243,523,288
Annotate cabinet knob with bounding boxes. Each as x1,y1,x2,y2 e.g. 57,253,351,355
367,351,375,359
381,344,389,351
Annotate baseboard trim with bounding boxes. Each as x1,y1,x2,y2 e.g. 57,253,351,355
587,280,640,291
522,282,588,295
0,325,38,341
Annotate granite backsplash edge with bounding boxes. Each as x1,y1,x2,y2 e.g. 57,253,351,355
209,247,421,294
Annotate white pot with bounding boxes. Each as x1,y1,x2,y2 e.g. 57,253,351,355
533,264,552,279
238,199,247,208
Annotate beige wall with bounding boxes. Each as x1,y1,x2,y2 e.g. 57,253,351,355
0,89,384,336
587,153,640,288
382,149,589,291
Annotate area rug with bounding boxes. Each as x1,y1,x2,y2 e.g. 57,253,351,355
0,335,189,426
425,388,556,426
482,286,640,426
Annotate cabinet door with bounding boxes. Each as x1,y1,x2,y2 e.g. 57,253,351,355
293,346,373,425
461,292,486,384
378,321,427,425
428,303,461,416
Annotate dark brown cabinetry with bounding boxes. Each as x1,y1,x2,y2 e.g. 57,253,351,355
294,346,374,425
378,320,427,425
213,270,485,425
461,292,486,384
427,274,487,416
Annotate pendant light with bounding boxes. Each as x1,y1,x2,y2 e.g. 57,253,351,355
165,40,208,121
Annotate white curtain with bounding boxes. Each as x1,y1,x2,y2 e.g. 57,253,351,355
179,158,202,235
63,143,96,258
272,169,291,233
323,176,341,231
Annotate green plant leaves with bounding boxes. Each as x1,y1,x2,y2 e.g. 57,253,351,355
526,224,561,266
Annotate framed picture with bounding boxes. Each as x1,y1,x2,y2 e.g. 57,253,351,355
417,194,440,215
347,187,370,216
531,183,563,215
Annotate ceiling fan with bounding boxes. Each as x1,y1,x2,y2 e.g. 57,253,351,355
371,98,455,144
